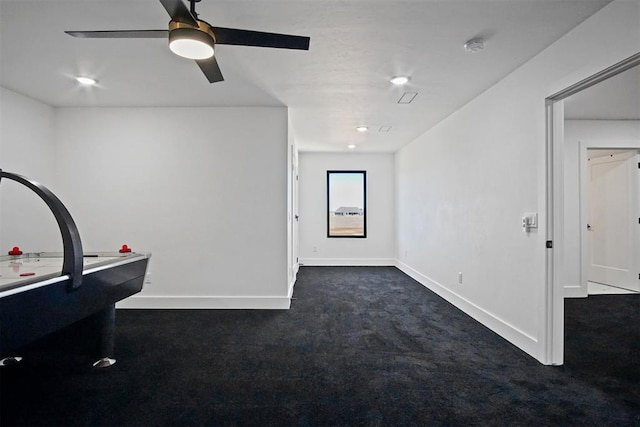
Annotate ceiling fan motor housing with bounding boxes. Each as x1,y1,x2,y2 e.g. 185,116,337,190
168,19,216,59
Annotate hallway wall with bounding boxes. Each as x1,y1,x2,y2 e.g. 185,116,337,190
394,0,640,363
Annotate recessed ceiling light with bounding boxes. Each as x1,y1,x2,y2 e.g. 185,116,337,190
75,76,97,85
347,144,356,149
356,126,368,132
390,76,409,85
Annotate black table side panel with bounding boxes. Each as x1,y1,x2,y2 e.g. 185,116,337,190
0,258,149,356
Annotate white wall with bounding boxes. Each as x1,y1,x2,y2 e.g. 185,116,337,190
394,0,640,364
52,107,289,308
0,87,60,253
299,152,395,265
563,119,640,297
0,97,291,308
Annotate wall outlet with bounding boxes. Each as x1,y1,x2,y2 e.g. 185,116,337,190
313,246,318,253
458,272,463,284
144,272,152,286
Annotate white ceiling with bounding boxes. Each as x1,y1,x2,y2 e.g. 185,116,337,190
0,0,615,152
564,65,640,120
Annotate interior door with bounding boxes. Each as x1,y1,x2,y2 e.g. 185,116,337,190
587,150,640,292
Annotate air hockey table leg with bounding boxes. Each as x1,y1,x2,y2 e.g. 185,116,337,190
92,304,117,368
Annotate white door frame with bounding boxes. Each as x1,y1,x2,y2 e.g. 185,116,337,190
544,52,640,365
580,143,640,294
293,149,300,277
288,143,300,295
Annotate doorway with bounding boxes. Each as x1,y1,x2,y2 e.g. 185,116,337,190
545,52,640,365
584,148,640,293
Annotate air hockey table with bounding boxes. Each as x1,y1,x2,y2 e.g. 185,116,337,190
0,251,149,367
0,169,150,367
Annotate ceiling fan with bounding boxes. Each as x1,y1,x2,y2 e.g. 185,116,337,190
65,0,310,83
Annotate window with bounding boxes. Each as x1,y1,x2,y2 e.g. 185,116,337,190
327,170,367,238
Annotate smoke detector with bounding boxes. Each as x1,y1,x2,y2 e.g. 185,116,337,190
464,38,485,53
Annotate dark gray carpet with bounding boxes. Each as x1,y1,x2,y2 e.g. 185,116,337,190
1,266,638,426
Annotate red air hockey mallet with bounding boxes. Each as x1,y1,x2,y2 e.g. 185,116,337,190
8,246,23,256
119,244,132,253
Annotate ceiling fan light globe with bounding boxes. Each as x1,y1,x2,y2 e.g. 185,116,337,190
169,27,214,60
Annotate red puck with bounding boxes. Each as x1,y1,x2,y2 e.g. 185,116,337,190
20,272,35,277
119,244,131,253
8,247,23,256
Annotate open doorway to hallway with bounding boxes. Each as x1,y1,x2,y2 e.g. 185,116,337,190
554,63,639,408
563,64,640,297
546,52,640,365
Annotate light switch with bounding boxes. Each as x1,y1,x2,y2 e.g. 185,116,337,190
522,213,538,232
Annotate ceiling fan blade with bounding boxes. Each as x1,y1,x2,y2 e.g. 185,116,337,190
212,27,310,50
196,56,224,83
159,0,198,26
66,30,168,39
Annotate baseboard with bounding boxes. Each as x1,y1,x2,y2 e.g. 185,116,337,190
288,265,299,299
299,258,395,266
116,295,291,310
395,259,539,360
564,284,588,298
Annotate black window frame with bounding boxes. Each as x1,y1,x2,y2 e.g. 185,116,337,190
326,170,367,238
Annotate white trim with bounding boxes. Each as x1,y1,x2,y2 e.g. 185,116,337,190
299,258,395,266
551,101,566,365
578,142,590,298
83,253,150,275
395,259,539,360
116,295,291,310
0,275,68,298
288,263,299,299
542,99,563,366
563,284,587,298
